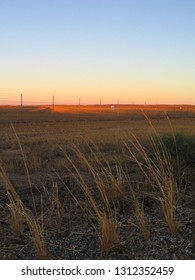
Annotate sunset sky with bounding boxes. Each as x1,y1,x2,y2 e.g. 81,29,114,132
1,0,195,105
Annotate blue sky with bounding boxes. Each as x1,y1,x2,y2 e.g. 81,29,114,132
0,0,195,104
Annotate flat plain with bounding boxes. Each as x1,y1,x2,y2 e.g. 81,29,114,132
0,105,195,259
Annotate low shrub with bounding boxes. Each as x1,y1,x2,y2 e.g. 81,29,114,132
145,132,195,183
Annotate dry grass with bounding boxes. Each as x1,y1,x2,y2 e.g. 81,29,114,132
7,193,24,236
130,184,150,241
43,182,66,229
124,119,180,235
59,144,121,253
0,165,47,258
0,109,194,259
99,212,120,253
0,123,47,258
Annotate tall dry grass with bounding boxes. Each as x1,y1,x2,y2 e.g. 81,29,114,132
130,184,150,241
124,116,180,235
59,144,121,253
0,123,47,259
43,182,66,229
0,165,47,258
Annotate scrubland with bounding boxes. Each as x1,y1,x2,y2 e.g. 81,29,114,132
0,105,195,259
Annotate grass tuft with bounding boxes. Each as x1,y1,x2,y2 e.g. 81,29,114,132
124,118,181,235
59,144,121,253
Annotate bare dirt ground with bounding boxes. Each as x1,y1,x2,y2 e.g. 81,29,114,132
0,106,195,259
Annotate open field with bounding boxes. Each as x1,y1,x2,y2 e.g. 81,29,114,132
0,106,195,259
1,104,195,122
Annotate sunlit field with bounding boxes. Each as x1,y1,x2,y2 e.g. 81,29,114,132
0,105,195,259
1,104,195,122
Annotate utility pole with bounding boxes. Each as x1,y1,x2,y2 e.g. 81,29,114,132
78,97,81,119
21,93,23,122
117,99,119,116
52,95,54,113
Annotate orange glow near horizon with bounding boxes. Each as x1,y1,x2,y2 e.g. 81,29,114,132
1,81,195,105
1,1,195,106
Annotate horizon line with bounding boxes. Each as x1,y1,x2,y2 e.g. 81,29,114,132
1,103,195,107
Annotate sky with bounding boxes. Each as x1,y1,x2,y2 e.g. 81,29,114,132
0,0,195,105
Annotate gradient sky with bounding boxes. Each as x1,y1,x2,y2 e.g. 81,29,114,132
1,0,195,105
